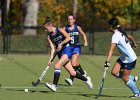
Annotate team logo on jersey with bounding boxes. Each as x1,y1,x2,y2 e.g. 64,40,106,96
69,32,79,36
52,35,63,42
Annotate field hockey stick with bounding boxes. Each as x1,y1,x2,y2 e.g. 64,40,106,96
32,51,58,86
78,44,84,46
97,67,108,98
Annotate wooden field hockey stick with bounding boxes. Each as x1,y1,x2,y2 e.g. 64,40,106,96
32,51,58,86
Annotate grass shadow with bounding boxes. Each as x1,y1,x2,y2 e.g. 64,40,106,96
94,94,127,98
68,93,128,98
5,88,50,93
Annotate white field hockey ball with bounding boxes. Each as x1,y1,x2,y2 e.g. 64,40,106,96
24,89,28,93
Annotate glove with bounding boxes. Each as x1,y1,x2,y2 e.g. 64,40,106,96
104,61,110,67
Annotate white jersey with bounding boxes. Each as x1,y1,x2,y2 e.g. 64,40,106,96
112,30,137,63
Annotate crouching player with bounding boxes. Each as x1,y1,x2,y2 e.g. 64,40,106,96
43,17,93,92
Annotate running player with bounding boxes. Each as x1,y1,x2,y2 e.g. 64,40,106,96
104,17,139,98
43,17,93,92
63,14,89,86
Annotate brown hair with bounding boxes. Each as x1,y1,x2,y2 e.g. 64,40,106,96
43,16,52,26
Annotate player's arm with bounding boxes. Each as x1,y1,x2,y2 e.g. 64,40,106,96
58,28,71,46
78,26,88,46
127,34,138,48
47,35,55,63
63,27,66,31
106,43,116,62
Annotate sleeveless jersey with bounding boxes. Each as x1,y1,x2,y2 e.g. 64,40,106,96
49,27,66,48
65,24,80,45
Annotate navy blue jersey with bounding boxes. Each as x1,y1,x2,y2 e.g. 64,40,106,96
65,24,80,45
49,27,66,48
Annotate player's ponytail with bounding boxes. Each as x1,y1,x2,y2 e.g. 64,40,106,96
109,18,128,39
43,16,52,25
45,16,51,23
117,26,128,39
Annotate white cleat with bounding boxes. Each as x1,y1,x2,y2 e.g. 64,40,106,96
65,78,73,86
45,82,57,92
134,76,139,83
129,94,140,98
85,76,93,89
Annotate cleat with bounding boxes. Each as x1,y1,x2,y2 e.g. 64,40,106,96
134,76,139,83
45,82,57,92
129,94,140,98
85,76,93,89
65,78,73,86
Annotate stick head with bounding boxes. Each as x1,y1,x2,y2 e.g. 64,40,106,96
32,79,40,86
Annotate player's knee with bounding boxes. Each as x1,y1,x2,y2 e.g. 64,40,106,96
111,71,118,77
54,65,61,69
55,62,62,68
69,70,76,76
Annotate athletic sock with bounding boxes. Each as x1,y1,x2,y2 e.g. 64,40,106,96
129,75,135,81
74,72,87,81
70,75,74,81
53,68,61,86
126,79,139,94
77,64,85,75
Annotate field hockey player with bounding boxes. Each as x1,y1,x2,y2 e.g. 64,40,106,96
63,14,90,86
105,17,139,98
43,16,93,92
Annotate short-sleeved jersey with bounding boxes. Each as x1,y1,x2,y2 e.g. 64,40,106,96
112,30,137,63
65,24,80,45
49,27,67,48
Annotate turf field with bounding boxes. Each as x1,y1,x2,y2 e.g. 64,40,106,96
0,54,140,100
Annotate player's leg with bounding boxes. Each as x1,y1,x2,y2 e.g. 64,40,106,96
69,54,79,81
64,61,93,89
73,54,85,75
129,76,139,83
111,61,121,77
112,59,139,83
45,54,69,92
72,47,85,75
65,54,86,85
123,69,140,98
122,60,140,98
65,47,86,85
115,70,139,84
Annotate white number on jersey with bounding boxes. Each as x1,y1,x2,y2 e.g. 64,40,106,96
70,36,74,44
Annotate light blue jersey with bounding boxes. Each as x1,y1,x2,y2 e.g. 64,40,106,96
112,30,137,63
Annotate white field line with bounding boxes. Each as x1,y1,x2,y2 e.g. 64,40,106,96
0,86,129,90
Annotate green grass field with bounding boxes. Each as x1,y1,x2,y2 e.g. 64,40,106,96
0,54,140,100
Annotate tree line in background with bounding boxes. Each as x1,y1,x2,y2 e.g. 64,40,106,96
1,0,140,35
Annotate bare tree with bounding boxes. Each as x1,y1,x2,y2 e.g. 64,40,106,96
0,0,11,26
73,0,78,18
7,0,11,13
0,9,1,27
23,0,39,35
